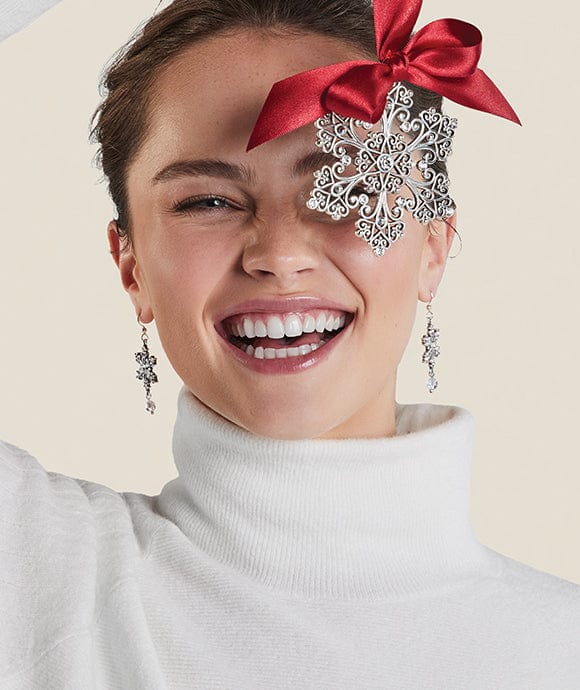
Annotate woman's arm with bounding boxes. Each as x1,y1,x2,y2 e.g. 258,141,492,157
0,0,63,42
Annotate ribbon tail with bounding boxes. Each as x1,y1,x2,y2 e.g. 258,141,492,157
408,67,521,125
246,61,370,151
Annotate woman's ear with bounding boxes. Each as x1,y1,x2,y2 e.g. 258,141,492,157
418,211,457,303
107,220,122,268
107,220,154,322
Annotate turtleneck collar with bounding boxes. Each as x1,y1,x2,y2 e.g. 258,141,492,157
156,385,500,600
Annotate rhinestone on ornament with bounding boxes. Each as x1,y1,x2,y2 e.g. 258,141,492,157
307,81,457,257
377,153,394,173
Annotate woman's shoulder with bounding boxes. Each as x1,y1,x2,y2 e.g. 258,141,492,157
479,544,580,663
0,436,127,513
0,436,157,538
0,437,159,678
484,544,580,602
0,436,138,557
0,435,163,586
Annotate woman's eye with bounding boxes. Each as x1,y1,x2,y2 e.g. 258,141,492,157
171,195,233,214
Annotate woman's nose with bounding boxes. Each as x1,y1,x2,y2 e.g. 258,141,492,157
241,212,320,285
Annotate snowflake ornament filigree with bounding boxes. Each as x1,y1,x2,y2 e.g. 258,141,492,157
306,82,458,257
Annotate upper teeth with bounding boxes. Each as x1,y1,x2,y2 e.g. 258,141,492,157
225,310,347,339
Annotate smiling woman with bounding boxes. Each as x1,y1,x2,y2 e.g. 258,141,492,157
96,15,456,439
1,0,580,688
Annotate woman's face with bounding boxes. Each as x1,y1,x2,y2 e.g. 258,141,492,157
109,29,454,439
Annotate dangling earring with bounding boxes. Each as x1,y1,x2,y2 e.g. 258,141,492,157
421,291,440,393
135,314,158,414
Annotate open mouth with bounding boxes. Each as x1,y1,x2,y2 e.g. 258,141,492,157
219,310,355,360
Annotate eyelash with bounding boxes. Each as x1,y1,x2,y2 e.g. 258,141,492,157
171,195,234,215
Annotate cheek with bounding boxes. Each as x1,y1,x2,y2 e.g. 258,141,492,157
141,239,220,378
131,230,225,358
136,210,232,298
345,233,422,343
372,272,417,342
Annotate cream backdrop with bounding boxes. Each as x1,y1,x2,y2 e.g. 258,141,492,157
1,0,578,584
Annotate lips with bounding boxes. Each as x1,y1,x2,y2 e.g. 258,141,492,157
215,296,355,323
214,297,355,367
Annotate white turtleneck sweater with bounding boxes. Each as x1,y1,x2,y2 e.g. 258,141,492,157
1,385,579,689
3,5,579,686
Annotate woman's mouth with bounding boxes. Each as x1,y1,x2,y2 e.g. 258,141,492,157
215,308,355,373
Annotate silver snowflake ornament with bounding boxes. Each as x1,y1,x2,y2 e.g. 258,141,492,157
306,82,457,256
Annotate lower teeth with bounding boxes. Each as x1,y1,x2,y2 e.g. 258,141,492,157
242,341,326,359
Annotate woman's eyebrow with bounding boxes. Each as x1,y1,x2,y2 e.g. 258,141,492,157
291,150,337,177
152,159,256,185
151,150,337,186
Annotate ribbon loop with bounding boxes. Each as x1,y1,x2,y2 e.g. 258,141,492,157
405,19,483,79
374,0,422,56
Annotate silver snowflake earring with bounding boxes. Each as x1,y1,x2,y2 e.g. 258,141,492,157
421,291,440,393
135,315,158,414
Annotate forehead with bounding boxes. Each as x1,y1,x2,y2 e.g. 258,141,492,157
144,29,368,158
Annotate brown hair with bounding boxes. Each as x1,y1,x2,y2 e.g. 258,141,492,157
90,0,449,253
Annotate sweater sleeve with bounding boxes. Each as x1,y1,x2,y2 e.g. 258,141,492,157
0,0,63,42
0,438,99,681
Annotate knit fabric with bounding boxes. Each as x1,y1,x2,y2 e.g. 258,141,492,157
0,0,62,41
1,384,579,689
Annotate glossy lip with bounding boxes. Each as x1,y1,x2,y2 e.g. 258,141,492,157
215,296,356,323
215,314,354,375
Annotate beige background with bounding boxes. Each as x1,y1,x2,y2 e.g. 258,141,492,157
0,0,578,584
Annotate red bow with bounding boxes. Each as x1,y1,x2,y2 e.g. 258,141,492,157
246,0,520,151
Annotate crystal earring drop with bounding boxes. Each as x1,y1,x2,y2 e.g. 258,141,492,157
135,315,158,414
421,291,440,393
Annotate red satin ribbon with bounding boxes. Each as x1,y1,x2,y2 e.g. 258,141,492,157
246,0,520,151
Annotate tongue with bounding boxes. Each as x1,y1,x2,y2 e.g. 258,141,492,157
250,332,326,349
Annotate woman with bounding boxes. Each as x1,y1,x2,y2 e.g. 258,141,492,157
1,0,579,688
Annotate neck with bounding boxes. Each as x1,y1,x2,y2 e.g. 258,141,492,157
318,377,397,439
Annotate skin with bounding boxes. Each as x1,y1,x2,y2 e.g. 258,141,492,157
108,29,455,440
